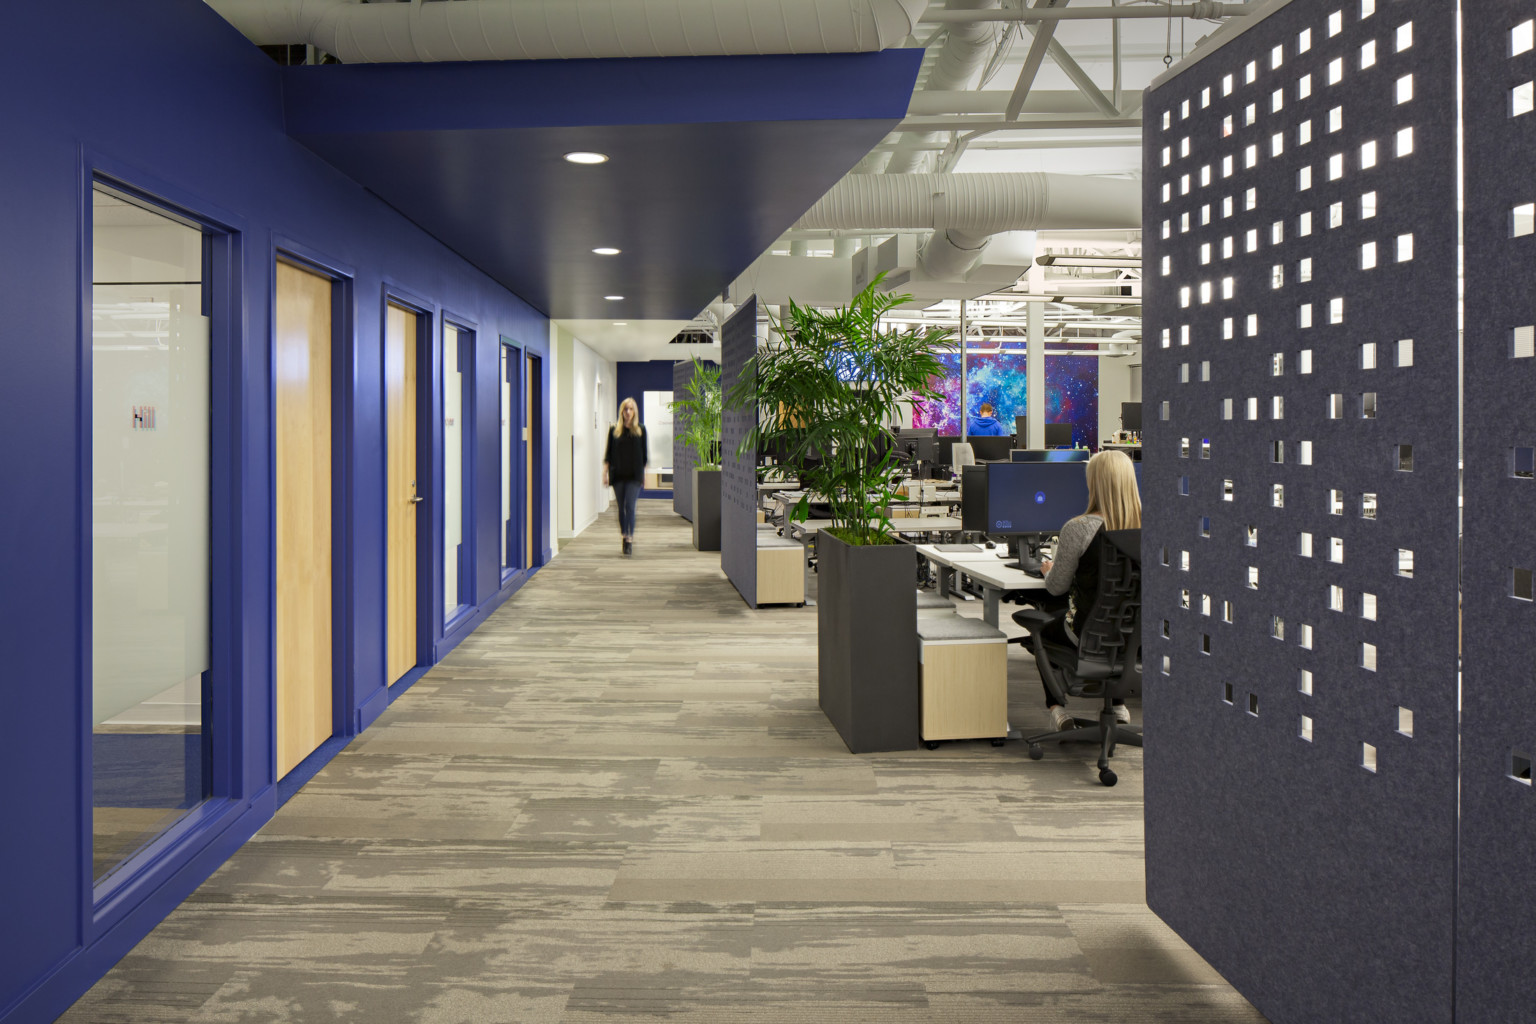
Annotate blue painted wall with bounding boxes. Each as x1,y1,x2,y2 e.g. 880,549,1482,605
0,3,549,1021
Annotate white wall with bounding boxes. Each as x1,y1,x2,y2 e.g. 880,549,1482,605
553,322,615,539
1098,354,1138,441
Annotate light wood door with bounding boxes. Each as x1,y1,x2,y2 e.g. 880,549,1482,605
524,354,534,569
385,304,419,684
274,261,333,777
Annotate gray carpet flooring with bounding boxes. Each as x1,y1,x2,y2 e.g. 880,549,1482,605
61,501,1267,1023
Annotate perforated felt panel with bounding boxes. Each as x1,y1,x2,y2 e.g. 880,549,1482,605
1458,5,1536,1019
1141,3,1461,1021
720,299,759,606
673,359,695,520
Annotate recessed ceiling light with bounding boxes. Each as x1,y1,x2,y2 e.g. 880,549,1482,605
592,247,621,256
564,151,608,165
604,294,624,301
612,322,628,326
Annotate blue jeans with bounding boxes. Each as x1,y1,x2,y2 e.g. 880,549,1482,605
614,479,642,537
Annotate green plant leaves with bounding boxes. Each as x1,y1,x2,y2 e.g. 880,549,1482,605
668,356,722,469
730,274,955,544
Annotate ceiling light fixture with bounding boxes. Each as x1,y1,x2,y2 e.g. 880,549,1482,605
564,151,608,165
612,322,628,326
592,247,621,256
604,295,624,301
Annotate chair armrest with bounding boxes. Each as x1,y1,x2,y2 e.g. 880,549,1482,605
1013,609,1058,631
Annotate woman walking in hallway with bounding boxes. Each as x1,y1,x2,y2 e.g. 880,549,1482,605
603,397,648,556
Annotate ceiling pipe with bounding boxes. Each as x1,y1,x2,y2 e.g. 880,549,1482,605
204,0,928,61
883,0,999,175
921,2,1254,21
796,172,1138,280
797,172,1139,234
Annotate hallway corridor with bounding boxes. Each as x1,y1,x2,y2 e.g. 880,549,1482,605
61,502,1264,1023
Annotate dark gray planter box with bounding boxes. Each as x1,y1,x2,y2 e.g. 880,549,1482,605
816,531,919,753
692,468,721,551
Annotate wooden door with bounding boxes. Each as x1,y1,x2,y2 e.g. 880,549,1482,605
274,261,333,777
385,304,418,684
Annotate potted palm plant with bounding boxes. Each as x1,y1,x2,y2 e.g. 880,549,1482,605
733,276,953,752
671,357,723,551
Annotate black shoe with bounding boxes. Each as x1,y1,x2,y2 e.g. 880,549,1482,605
623,539,633,556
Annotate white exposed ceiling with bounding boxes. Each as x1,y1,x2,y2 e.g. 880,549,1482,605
558,2,1232,359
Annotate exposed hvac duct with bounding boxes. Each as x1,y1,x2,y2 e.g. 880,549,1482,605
204,0,928,62
883,0,998,175
795,171,1139,278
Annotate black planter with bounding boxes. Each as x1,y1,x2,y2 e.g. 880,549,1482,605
816,531,919,753
692,468,721,551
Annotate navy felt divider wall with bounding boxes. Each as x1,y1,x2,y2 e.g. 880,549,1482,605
673,359,695,519
1141,2,1461,1020
1458,4,1536,1019
721,300,759,606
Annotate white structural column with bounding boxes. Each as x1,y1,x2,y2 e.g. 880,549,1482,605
959,299,969,442
1026,300,1044,449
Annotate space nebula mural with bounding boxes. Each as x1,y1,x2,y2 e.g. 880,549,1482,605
912,352,1099,448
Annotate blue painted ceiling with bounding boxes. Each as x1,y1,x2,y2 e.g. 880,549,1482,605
282,51,921,320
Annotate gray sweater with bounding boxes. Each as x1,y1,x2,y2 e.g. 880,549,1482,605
1044,513,1105,597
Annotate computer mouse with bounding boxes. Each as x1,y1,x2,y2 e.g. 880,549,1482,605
984,541,996,549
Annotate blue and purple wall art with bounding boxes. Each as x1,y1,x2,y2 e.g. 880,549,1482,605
913,352,1099,448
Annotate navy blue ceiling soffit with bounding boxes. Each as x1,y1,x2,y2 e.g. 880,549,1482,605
282,51,921,320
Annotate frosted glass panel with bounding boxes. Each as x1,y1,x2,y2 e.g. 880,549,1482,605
91,189,210,882
644,391,673,484
444,324,464,619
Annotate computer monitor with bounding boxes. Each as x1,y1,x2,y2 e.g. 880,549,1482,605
1121,402,1142,431
1014,415,1028,442
1010,449,1091,463
899,428,939,466
984,462,1091,537
966,435,1015,462
960,465,989,532
1044,423,1074,448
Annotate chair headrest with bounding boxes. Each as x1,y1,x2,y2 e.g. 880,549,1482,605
1106,528,1141,565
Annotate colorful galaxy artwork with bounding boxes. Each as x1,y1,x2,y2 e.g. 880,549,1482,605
912,352,1099,448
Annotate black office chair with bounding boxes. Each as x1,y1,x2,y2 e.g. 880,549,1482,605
1010,528,1142,786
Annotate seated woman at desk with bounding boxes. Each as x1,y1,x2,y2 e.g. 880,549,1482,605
1036,449,1141,734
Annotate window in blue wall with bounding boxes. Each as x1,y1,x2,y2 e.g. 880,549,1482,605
90,188,212,883
445,323,472,622
500,343,516,572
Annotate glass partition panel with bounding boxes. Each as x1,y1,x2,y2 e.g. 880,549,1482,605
500,345,514,569
444,324,464,620
642,390,673,489
90,188,211,883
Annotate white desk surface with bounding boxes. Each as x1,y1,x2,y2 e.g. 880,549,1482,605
913,543,1047,591
789,516,962,539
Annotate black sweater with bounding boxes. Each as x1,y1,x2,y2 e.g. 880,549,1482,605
605,426,648,482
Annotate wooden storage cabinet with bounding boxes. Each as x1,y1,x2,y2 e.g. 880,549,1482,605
919,617,1008,741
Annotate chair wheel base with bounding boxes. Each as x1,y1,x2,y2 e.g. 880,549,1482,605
1099,768,1118,787
990,738,1006,747
924,740,941,750
1028,744,1043,760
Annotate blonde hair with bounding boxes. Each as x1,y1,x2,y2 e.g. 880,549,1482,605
612,397,642,438
1084,449,1142,531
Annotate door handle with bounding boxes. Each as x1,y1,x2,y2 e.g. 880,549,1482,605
409,496,424,504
